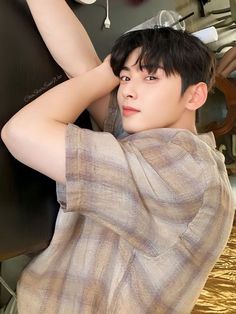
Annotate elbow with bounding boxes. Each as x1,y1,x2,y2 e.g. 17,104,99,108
1,122,11,148
1,118,24,154
1,121,13,154
1,116,32,166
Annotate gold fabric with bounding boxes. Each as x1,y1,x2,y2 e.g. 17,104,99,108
193,221,236,313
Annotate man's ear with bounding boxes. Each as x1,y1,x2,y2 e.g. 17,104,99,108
185,82,208,111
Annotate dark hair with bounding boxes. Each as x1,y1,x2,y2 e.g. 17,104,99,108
110,27,216,94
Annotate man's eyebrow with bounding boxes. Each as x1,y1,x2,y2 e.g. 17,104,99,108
120,66,130,72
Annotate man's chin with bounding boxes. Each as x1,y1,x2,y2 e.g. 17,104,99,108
122,124,140,134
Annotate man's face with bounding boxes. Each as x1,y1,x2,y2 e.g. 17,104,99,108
117,48,189,134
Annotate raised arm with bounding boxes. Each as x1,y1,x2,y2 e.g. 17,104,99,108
26,0,110,128
26,0,100,76
1,59,119,184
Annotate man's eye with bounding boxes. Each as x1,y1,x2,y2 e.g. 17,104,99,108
120,76,130,81
146,76,157,81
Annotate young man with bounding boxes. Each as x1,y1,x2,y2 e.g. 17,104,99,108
1,2,235,313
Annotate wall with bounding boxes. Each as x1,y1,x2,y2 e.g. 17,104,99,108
68,0,175,59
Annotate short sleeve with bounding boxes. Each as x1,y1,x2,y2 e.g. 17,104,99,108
56,123,158,256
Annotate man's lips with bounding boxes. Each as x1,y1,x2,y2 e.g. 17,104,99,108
122,106,140,117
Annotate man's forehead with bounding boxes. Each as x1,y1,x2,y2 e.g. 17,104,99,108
123,48,164,72
123,47,141,65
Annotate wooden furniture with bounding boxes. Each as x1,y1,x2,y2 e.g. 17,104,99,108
205,75,236,138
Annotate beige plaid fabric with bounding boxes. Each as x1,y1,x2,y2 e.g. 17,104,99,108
17,94,234,313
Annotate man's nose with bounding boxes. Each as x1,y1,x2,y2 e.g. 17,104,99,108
122,82,138,99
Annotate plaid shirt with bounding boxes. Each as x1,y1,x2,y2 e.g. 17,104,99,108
17,93,234,313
